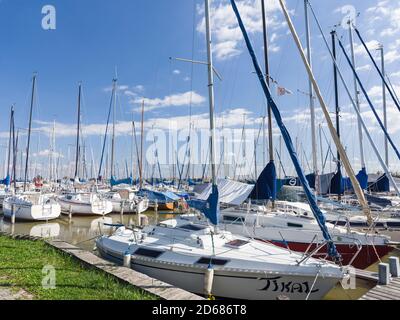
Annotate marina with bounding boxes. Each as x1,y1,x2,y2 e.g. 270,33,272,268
1,0,400,304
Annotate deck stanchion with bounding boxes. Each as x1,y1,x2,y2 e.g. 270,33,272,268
123,252,131,268
11,204,15,225
378,263,390,285
389,257,399,277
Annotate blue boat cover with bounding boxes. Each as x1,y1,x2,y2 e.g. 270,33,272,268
137,188,181,203
111,176,134,186
231,0,339,259
187,184,219,225
368,174,390,193
0,175,10,187
343,168,368,191
306,173,316,189
330,168,344,195
249,161,277,201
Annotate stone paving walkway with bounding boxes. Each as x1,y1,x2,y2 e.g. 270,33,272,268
0,276,33,300
0,288,33,300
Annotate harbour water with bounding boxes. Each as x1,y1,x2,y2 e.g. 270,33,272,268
1,210,399,300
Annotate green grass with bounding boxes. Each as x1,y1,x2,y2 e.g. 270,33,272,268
0,235,157,300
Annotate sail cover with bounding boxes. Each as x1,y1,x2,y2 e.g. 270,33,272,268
195,178,254,206
187,185,219,225
0,175,10,187
249,161,277,201
111,176,133,186
368,174,390,193
137,188,181,203
330,169,344,195
343,168,368,191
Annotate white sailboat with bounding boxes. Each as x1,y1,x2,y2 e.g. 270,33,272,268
3,74,61,222
96,217,343,300
102,190,149,214
56,83,113,216
3,193,60,221
58,192,112,216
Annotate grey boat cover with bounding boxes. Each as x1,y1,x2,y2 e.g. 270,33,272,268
193,178,255,206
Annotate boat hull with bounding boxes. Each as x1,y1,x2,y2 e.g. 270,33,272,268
96,240,341,300
58,198,113,216
268,240,392,269
149,202,174,211
2,201,60,221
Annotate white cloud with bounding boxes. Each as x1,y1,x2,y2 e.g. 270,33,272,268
356,64,372,72
103,85,129,92
130,91,206,112
196,0,282,60
32,149,64,158
173,69,181,75
384,50,400,64
353,40,380,56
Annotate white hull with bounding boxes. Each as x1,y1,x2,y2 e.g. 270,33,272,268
110,198,149,214
57,193,113,216
96,219,344,300
97,244,338,300
58,197,113,216
3,197,60,221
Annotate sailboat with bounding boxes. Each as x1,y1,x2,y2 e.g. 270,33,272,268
3,74,61,221
96,0,345,300
97,76,149,214
0,106,15,207
57,82,112,216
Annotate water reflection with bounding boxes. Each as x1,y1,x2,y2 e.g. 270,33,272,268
0,211,174,251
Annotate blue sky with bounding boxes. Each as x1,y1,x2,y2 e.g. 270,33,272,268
0,0,399,179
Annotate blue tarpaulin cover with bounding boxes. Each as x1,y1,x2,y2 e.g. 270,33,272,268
0,175,10,187
249,161,277,201
187,184,219,225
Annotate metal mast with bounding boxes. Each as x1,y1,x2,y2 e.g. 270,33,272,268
348,20,366,170
331,31,342,199
379,44,389,167
74,83,82,180
110,78,117,178
23,74,36,192
304,0,318,191
261,0,274,164
205,0,217,187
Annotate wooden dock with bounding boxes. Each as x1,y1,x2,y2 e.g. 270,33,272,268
47,239,204,300
359,277,400,300
355,268,378,282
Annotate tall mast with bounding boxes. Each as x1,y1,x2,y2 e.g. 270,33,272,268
131,115,134,178
74,82,82,180
12,127,17,191
304,0,318,190
110,77,117,178
331,31,341,198
23,74,36,192
7,105,14,179
205,0,217,187
379,44,389,167
348,21,366,170
261,0,274,163
139,100,145,189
